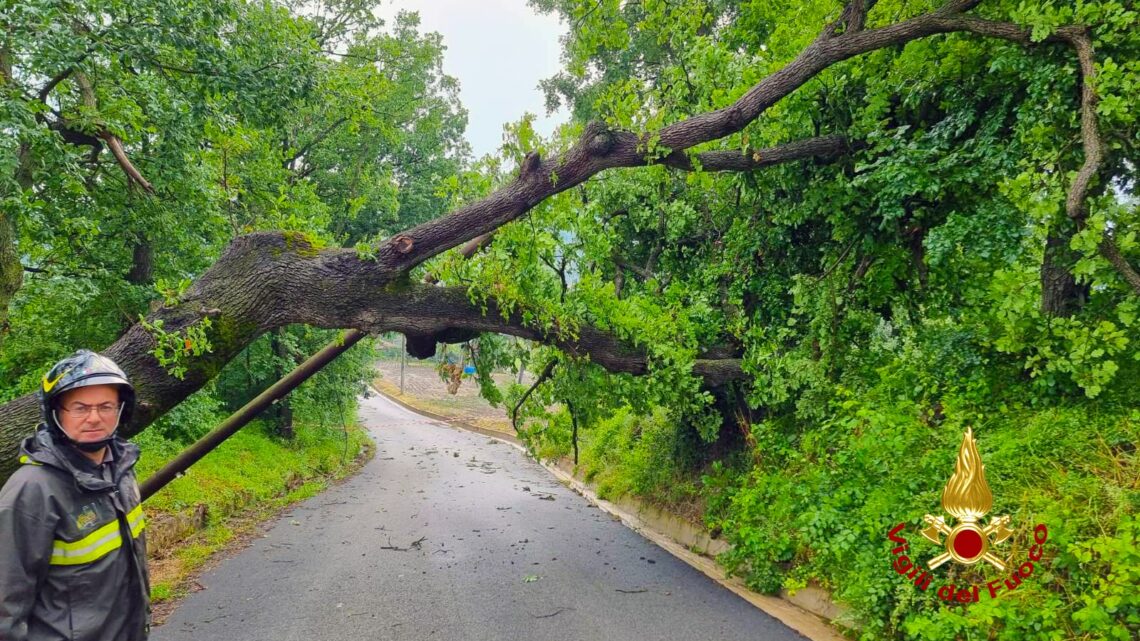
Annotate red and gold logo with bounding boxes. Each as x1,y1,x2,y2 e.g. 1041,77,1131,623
919,427,1013,571
887,428,1048,603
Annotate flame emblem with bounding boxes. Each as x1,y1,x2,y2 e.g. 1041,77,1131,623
920,428,1013,571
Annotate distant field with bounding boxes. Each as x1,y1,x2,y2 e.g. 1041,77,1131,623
372,359,520,434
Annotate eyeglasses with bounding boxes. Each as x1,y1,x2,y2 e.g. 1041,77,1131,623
59,403,122,419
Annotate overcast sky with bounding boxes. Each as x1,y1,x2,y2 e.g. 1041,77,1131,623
375,0,569,159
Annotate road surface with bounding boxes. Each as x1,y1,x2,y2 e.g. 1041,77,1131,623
153,393,806,641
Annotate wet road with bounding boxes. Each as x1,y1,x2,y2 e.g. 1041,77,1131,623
153,393,805,641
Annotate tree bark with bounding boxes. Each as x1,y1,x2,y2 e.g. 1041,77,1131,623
0,43,26,343
0,232,746,480
1040,227,1087,317
271,328,295,439
0,208,20,340
126,238,155,286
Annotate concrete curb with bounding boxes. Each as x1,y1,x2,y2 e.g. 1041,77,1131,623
370,387,849,641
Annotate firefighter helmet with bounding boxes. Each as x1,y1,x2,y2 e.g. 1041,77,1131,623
39,349,135,450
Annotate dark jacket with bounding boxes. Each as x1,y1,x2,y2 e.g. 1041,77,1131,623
0,425,150,641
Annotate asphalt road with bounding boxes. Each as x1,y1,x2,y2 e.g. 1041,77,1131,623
153,393,806,641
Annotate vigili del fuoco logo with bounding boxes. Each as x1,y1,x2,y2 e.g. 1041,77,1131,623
886,428,1048,603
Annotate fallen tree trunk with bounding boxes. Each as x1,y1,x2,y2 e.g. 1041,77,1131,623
0,231,745,479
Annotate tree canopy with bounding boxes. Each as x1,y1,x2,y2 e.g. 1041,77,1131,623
2,0,1136,484
2,0,1139,637
1,0,466,446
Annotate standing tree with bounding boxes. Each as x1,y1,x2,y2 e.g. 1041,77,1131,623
0,0,466,459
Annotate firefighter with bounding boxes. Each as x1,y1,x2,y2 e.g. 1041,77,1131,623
0,350,150,641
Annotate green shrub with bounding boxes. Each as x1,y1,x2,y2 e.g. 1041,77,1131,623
699,397,1139,640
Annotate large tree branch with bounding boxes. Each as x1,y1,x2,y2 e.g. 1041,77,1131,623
1056,31,1140,296
388,285,743,386
455,134,852,260
368,1,1009,275
100,133,154,194
1057,29,1100,224
0,232,744,479
459,233,495,259
949,22,1140,297
74,72,155,194
1098,235,1140,294
661,135,852,172
38,67,77,101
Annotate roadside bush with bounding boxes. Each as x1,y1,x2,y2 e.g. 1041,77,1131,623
700,395,1138,640
578,406,699,506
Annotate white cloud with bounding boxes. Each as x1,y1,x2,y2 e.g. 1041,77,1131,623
376,0,569,158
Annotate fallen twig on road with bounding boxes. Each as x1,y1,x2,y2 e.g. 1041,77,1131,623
532,607,572,619
379,535,427,552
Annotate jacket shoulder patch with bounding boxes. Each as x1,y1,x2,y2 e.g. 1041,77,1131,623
74,504,100,532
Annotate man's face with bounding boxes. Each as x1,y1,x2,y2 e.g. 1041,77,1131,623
55,384,122,444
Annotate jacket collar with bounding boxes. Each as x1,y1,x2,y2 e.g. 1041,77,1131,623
20,424,139,492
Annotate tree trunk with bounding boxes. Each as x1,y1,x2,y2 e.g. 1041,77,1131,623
126,238,155,286
0,208,20,341
568,401,580,467
271,328,294,439
1,36,30,342
1040,227,1087,317
0,232,745,481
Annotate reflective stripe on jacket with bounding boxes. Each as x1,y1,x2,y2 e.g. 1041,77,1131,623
0,425,150,641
